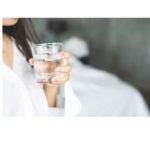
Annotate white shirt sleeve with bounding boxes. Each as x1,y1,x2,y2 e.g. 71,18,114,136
3,63,35,116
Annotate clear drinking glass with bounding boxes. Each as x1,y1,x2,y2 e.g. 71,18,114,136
33,43,63,83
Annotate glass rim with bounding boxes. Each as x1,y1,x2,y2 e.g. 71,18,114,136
34,42,63,47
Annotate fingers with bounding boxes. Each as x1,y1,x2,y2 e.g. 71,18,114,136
30,51,72,86
51,73,70,85
59,51,71,59
59,51,71,66
54,65,72,74
40,63,71,84
37,63,71,85
29,58,34,65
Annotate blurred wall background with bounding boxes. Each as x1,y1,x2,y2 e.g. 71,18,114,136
31,18,150,107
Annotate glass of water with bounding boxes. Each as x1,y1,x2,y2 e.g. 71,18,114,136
33,43,63,83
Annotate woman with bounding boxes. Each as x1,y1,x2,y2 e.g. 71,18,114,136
2,18,81,116
3,18,149,117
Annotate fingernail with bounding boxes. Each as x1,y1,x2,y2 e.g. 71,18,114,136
55,67,63,72
52,78,59,84
29,60,32,64
58,52,64,58
37,80,43,83
29,59,34,66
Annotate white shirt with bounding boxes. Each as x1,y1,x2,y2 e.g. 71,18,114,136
3,39,81,116
3,39,149,116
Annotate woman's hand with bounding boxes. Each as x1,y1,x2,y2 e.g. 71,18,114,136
50,51,71,86
29,51,71,107
29,51,72,86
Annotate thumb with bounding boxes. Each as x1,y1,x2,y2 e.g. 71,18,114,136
29,58,34,66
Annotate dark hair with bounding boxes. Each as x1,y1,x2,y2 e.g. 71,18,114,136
3,18,40,61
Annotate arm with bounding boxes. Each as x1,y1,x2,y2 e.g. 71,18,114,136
43,84,59,107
